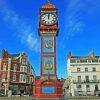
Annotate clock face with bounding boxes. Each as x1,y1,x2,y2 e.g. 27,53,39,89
40,13,57,25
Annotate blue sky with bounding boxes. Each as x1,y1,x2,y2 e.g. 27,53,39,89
0,0,100,78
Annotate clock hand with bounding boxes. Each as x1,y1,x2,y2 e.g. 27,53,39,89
48,14,50,19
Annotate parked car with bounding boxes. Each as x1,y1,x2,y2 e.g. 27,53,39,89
0,91,4,97
96,90,100,96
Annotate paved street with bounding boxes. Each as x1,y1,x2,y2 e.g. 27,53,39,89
68,96,100,100
0,96,100,100
0,97,29,100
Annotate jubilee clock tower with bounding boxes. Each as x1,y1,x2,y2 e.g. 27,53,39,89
39,0,58,80
32,1,65,100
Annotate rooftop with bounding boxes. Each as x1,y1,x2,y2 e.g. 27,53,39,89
68,51,100,60
1,49,24,58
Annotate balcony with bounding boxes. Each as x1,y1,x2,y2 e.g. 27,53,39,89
74,91,94,96
73,80,100,84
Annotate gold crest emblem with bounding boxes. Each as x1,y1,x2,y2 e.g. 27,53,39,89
44,61,53,70
45,40,53,49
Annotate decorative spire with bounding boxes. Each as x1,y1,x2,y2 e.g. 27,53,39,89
42,0,55,8
48,0,50,3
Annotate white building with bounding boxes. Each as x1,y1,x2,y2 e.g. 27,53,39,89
67,51,100,96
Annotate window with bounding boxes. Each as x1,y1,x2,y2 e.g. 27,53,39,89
85,68,88,72
93,75,97,82
93,68,96,72
24,66,27,72
21,75,23,81
95,85,98,91
21,58,26,64
13,65,17,71
21,66,23,72
77,76,81,82
85,76,89,82
77,60,80,63
88,60,92,63
23,75,26,81
77,85,82,92
26,77,29,83
20,74,26,82
86,85,90,91
71,60,76,63
98,58,100,62
2,73,6,79
31,70,33,74
3,65,7,71
77,68,81,72
13,73,16,81
30,77,33,83
20,66,27,72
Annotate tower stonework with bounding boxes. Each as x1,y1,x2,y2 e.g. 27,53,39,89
31,1,65,100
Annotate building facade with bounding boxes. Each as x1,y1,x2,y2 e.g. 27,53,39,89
0,49,35,96
67,51,100,96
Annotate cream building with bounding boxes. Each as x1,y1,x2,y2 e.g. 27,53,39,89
67,51,100,96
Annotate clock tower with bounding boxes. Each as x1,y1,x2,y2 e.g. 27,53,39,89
39,0,58,80
31,1,65,100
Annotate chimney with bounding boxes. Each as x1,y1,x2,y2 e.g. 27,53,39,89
68,52,71,59
2,49,6,58
89,51,95,58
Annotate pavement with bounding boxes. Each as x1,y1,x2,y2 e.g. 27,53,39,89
0,96,100,100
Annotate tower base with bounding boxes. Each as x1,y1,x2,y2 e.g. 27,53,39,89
32,79,65,100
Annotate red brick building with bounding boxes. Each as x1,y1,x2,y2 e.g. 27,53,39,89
0,49,35,96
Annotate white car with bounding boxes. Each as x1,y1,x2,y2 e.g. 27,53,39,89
96,90,100,96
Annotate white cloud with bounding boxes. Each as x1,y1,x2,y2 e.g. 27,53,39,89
24,33,40,52
64,0,85,40
0,0,40,52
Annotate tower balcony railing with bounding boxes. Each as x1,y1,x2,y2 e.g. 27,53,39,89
73,80,100,83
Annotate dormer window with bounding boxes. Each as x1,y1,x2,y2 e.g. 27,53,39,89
21,58,26,64
76,60,80,63
98,58,100,62
87,60,92,63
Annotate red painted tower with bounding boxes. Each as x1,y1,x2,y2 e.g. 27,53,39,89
31,1,65,100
